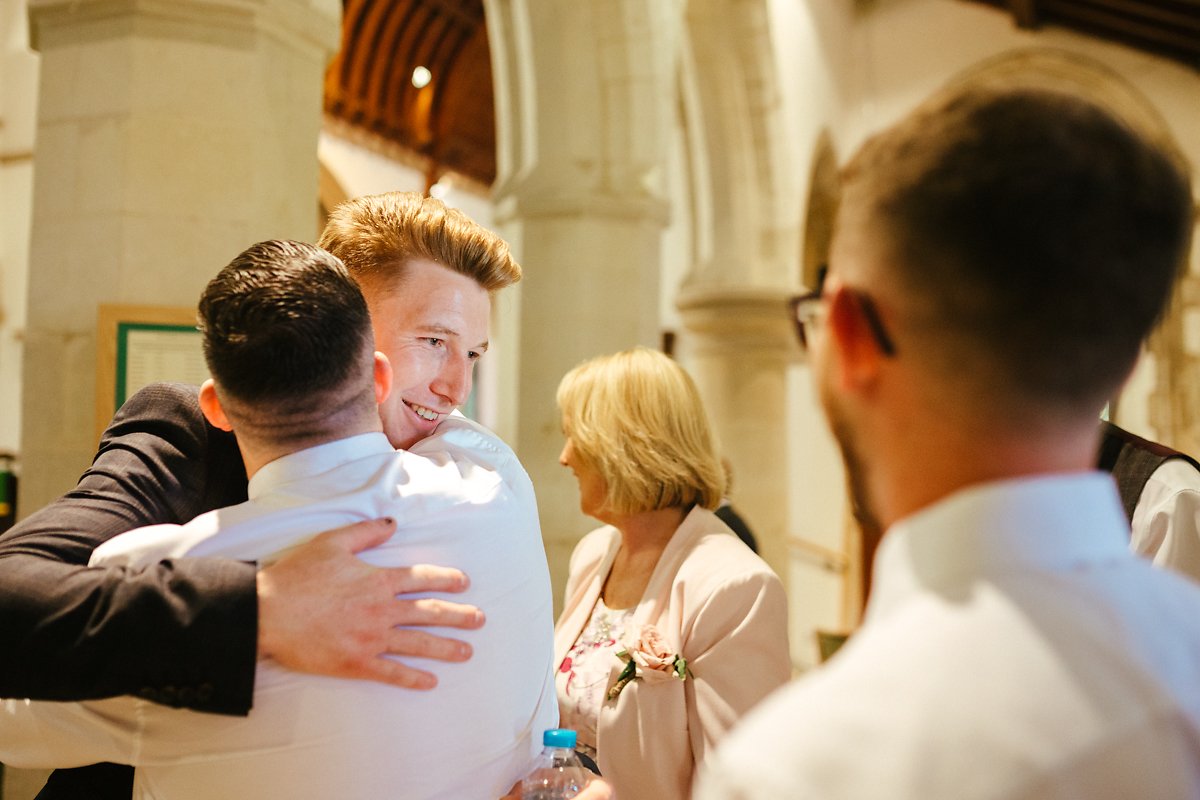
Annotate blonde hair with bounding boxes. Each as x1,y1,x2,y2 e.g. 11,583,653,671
317,191,521,292
556,347,725,516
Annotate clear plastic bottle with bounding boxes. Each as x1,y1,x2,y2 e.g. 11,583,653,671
520,728,591,800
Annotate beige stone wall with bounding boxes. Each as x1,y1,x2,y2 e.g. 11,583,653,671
18,0,339,514
2,765,50,800
0,4,38,461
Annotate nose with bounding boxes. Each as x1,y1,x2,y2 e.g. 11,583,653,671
558,443,570,466
431,354,472,407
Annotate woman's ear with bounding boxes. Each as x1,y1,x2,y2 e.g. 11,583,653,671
373,351,393,406
198,379,234,432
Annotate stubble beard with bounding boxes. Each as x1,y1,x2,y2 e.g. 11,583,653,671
822,386,884,543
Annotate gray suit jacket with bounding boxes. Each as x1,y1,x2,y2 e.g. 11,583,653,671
0,383,254,798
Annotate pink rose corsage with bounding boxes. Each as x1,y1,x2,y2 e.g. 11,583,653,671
607,624,690,701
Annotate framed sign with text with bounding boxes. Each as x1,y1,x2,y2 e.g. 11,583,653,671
95,304,209,441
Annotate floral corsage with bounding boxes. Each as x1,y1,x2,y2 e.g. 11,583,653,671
607,624,690,701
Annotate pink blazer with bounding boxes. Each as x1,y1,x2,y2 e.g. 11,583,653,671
553,506,791,800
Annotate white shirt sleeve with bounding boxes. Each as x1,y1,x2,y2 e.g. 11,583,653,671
1130,458,1200,583
89,523,190,567
0,696,142,768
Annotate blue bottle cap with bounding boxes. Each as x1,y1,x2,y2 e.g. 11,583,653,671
543,728,577,749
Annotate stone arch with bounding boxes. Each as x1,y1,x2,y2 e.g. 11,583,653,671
316,159,349,233
481,0,679,600
679,0,797,292
942,48,1196,450
800,130,839,291
672,0,801,592
485,0,674,222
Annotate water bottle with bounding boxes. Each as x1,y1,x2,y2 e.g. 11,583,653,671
520,728,591,800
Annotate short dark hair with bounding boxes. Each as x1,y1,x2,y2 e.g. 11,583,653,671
198,240,373,440
842,85,1193,409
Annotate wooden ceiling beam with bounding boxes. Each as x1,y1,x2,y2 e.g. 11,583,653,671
1010,0,1042,27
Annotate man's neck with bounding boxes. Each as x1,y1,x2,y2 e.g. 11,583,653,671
871,414,1100,532
238,418,384,479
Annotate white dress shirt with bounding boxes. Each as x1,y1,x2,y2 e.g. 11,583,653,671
0,416,558,800
1130,458,1200,582
698,473,1200,800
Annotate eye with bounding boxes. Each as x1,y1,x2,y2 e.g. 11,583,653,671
467,350,482,361
424,337,444,348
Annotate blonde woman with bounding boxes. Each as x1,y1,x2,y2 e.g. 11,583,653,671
553,347,790,800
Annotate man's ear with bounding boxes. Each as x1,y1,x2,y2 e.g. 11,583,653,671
373,351,393,406
198,379,234,432
824,285,885,392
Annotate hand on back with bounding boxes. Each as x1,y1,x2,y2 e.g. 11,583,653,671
256,517,485,689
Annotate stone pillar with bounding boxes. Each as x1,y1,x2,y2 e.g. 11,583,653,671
486,0,677,602
676,288,797,588
494,197,668,603
1,2,39,459
20,0,339,512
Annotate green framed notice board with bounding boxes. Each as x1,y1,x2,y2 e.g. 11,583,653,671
96,305,209,442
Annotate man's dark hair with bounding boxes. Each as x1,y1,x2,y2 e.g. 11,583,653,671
198,240,373,440
843,85,1194,409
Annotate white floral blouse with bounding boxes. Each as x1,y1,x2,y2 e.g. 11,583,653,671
554,596,635,760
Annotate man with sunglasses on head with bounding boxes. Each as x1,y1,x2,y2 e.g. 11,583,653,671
697,83,1200,798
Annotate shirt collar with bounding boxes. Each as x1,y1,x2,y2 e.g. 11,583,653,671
865,471,1131,623
247,432,394,500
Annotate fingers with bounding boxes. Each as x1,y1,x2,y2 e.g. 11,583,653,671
387,628,473,663
385,562,471,595
258,517,485,689
575,780,615,800
352,656,440,692
315,517,398,553
392,596,485,630
347,630,476,690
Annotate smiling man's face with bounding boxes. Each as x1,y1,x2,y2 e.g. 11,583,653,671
362,258,491,450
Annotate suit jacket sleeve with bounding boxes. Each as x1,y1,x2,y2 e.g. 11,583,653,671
683,566,791,767
0,382,256,717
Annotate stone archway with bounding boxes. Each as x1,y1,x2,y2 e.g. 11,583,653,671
795,131,867,629
317,160,349,234
800,130,839,291
673,0,801,591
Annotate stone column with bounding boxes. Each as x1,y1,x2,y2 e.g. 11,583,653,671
1,2,39,458
494,196,669,602
486,0,677,602
20,0,339,512
676,288,797,588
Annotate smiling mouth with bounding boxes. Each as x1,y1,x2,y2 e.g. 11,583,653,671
404,400,442,422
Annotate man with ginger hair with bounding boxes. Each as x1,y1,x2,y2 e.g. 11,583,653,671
0,239,555,798
0,192,533,798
